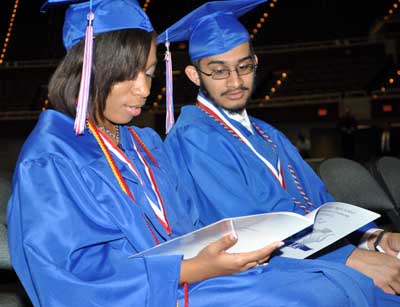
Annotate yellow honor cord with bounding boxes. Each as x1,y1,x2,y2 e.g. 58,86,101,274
87,120,132,198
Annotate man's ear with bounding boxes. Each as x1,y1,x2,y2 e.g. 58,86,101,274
185,65,201,86
254,54,258,65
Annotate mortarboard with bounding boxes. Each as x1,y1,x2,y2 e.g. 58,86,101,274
157,0,267,61
42,0,153,50
41,0,154,134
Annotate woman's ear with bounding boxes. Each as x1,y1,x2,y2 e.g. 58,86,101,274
185,65,201,86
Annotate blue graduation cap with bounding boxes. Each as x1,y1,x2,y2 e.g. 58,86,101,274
41,0,154,135
40,0,82,12
157,0,267,61
42,0,153,50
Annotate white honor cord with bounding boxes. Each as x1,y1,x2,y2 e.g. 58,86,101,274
100,133,167,225
198,95,284,187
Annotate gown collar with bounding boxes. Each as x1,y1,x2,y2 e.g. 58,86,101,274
198,91,253,133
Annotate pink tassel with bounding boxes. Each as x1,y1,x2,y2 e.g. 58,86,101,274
74,11,94,135
164,40,175,134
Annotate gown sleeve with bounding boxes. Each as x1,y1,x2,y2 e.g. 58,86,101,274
7,154,182,307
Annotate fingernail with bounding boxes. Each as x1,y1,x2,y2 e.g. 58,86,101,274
230,234,238,241
277,241,284,247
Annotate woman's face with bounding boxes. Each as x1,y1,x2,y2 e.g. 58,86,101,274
101,40,157,128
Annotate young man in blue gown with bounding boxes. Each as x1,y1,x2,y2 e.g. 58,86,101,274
161,0,400,298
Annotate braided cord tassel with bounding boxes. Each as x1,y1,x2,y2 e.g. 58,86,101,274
74,11,94,135
164,40,175,134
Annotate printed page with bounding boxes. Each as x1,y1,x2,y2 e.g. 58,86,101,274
132,211,312,259
279,202,380,259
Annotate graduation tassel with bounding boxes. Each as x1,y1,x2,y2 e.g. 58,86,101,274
164,37,175,134
74,10,94,135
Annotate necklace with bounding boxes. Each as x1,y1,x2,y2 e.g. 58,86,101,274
98,125,120,144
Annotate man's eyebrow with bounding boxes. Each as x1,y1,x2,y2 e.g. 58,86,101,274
207,60,225,66
206,55,253,67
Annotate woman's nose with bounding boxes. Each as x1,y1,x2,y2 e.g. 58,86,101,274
131,72,151,97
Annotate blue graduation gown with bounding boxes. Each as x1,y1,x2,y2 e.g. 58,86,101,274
7,110,195,307
164,94,375,264
8,110,399,306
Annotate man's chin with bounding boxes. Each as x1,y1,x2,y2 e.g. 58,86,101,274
220,100,248,113
225,106,246,113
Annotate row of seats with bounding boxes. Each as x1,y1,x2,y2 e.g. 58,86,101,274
317,156,400,231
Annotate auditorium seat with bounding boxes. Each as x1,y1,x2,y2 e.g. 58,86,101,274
317,157,400,231
372,156,400,213
0,174,32,307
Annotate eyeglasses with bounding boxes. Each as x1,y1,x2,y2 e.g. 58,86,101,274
197,63,257,80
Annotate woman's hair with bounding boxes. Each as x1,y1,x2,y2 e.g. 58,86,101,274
48,29,156,122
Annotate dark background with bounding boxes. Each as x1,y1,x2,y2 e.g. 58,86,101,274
1,0,400,170
0,0,395,60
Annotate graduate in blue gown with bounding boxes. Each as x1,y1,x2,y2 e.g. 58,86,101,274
160,0,400,297
7,0,400,306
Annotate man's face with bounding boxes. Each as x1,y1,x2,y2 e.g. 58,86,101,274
188,42,257,112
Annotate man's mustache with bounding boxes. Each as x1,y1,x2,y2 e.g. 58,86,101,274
221,86,249,96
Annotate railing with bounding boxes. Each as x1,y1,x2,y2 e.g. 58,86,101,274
0,111,41,121
250,92,342,108
0,59,59,69
255,35,389,54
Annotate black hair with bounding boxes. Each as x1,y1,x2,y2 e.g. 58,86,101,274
48,29,156,123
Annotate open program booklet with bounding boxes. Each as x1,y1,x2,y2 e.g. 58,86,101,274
132,202,380,260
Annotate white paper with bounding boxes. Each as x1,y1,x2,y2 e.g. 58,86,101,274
132,202,380,260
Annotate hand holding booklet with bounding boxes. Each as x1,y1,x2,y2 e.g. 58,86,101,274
132,202,380,260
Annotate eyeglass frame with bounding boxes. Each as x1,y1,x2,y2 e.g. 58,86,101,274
195,60,258,80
